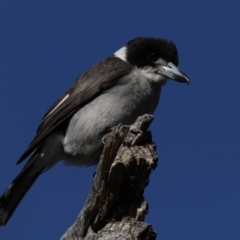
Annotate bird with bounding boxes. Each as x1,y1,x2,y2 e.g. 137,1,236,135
0,36,189,225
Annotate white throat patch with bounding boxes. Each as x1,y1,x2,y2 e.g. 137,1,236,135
114,46,127,62
139,67,167,84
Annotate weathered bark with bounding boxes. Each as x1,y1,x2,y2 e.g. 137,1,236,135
61,114,158,240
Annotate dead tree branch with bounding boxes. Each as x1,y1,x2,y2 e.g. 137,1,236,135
61,114,158,240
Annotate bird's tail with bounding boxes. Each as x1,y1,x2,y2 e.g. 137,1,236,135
0,156,43,226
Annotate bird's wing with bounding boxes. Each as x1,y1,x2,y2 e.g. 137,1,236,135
17,57,132,164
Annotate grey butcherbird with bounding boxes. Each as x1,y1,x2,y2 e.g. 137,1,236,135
0,37,189,225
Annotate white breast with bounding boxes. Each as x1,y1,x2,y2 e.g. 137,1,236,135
62,70,161,165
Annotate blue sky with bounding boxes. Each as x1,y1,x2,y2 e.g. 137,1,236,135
0,1,239,239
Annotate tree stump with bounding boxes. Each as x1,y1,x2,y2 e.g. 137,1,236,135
61,114,158,240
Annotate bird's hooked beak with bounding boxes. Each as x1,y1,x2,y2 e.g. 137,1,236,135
158,62,190,84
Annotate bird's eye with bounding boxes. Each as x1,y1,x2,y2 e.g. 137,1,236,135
148,52,158,62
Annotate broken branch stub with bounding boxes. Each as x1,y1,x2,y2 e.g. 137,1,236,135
61,114,158,240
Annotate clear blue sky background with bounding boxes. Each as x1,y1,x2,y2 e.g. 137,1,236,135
0,1,239,239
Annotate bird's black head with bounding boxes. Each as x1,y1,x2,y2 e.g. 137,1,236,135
126,37,179,68
114,37,189,84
